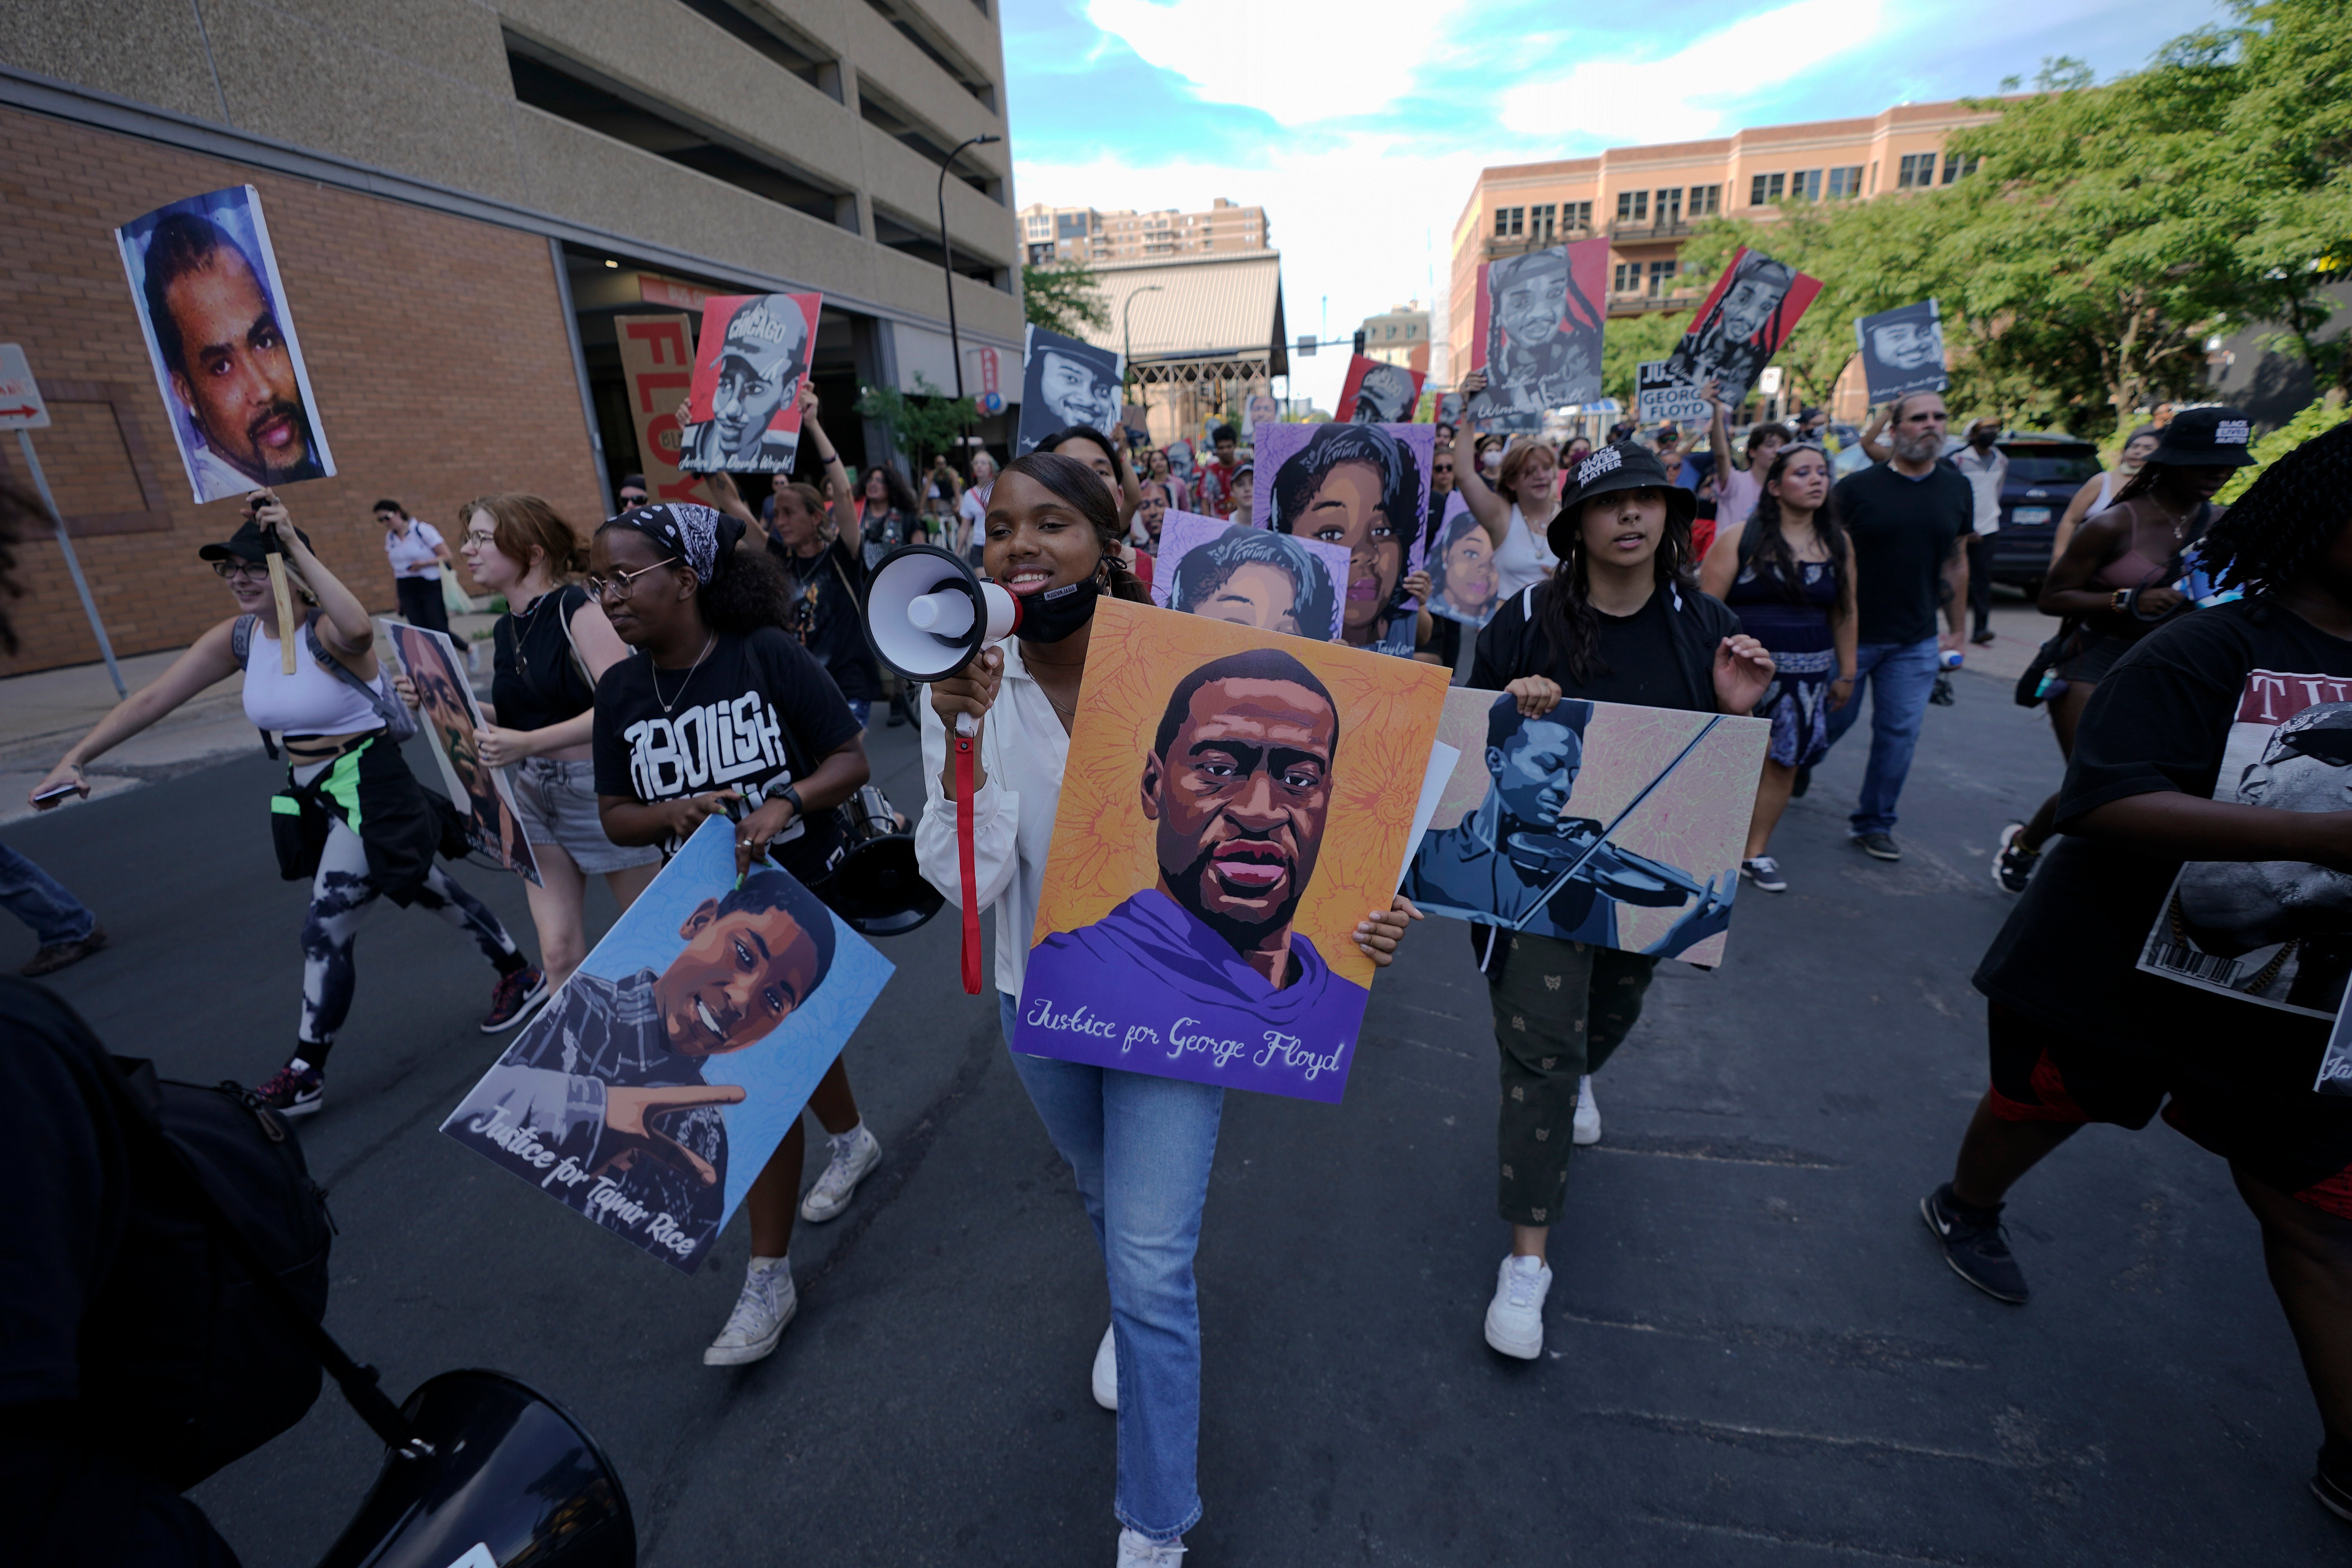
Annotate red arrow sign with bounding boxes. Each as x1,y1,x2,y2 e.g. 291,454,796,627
0,405,37,419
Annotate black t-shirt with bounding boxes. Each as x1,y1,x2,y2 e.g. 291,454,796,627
768,534,879,702
1471,586,1706,712
592,626,862,882
1975,599,2348,1065
1834,462,1972,646
492,584,598,733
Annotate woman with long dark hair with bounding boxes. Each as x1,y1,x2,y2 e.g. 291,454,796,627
2051,423,2162,559
1926,418,2351,1521
586,502,885,1367
856,460,925,569
1700,443,1857,892
1993,409,2247,892
914,452,1418,1564
1459,443,1771,1358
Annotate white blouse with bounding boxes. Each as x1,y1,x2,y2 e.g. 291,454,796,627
1488,503,1558,599
913,637,1070,998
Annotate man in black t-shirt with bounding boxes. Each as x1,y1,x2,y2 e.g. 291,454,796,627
1818,392,1973,861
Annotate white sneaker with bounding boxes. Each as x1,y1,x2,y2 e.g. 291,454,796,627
799,1123,882,1222
703,1259,797,1366
1092,1323,1118,1411
1572,1074,1601,1146
1116,1528,1185,1565
1483,1254,1552,1359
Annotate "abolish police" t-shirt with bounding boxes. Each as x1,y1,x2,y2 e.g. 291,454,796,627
592,626,861,883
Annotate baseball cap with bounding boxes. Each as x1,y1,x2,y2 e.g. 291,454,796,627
2265,701,2352,766
2147,405,2258,467
199,516,314,563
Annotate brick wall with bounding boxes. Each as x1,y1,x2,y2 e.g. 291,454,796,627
0,105,604,675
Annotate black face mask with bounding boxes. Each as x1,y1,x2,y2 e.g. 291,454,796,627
1013,570,1102,644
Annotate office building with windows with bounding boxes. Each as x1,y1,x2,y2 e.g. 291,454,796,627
1020,199,1270,266
1446,98,2001,392
0,0,1024,674
1356,303,1431,376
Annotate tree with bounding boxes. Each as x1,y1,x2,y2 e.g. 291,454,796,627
1021,260,1111,337
855,374,968,472
1598,307,1691,409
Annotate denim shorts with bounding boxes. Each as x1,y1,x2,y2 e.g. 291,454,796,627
509,756,659,875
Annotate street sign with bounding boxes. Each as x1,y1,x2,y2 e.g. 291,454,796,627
1758,366,1784,396
0,343,52,429
976,390,1005,416
1296,335,1317,358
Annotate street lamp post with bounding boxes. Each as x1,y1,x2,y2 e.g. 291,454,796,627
936,132,1001,472
1123,284,1163,443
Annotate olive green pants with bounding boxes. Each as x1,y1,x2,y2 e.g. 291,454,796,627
1482,929,1659,1225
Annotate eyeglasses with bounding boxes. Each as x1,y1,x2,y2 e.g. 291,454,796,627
584,557,678,600
463,530,499,548
211,560,268,581
617,492,648,506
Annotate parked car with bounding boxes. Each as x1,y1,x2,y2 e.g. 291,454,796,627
1971,434,2105,596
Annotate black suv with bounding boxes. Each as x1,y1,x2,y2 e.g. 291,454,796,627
1979,434,2105,595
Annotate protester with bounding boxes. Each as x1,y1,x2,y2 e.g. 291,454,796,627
1450,374,1560,600
1992,408,2243,892
586,500,884,1366
1464,442,1772,1358
927,454,963,523
2052,425,2160,559
1562,435,1593,471
2,841,107,977
1700,444,1857,892
1146,446,1190,512
456,493,661,991
914,451,1418,1565
1952,418,2008,646
1653,425,1698,489
958,450,999,565
1426,437,1457,550
617,473,650,508
1135,478,1171,555
1704,379,1789,537
1036,424,1146,541
1196,423,1242,517
379,497,455,635
33,492,543,1115
855,461,925,570
1227,459,1256,528
1926,419,2350,1523
1817,392,1971,861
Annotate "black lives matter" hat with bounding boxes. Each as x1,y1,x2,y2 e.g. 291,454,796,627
1552,442,1697,556
2147,405,2258,468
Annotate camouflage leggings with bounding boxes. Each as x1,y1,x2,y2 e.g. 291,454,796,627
1484,929,1658,1226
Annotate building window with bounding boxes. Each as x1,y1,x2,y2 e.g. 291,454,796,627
1826,165,1864,199
1793,169,1822,201
1562,200,1593,230
1748,172,1786,205
1615,189,1649,224
1898,152,1935,188
1656,187,1682,225
1942,152,1978,184
1613,261,1641,294
1688,185,1720,218
1647,260,1679,297
1530,203,1555,241
1493,205,1524,237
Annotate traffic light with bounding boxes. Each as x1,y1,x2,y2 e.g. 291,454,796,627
1352,330,1367,356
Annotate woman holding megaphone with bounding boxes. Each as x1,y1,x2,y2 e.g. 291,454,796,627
912,452,1420,1567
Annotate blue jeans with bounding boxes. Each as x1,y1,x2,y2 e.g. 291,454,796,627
845,698,872,730
1821,637,1940,836
999,992,1223,1542
0,841,96,947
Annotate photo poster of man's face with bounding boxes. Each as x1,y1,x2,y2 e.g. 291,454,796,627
1017,323,1125,455
1398,686,1768,965
1466,236,1608,433
441,815,893,1273
1664,246,1823,406
378,618,541,887
2137,671,2352,1033
1250,422,1436,620
677,292,823,474
1013,599,1447,1103
1855,299,1948,406
1150,509,1350,642
616,311,706,504
114,185,337,505
1336,356,1427,425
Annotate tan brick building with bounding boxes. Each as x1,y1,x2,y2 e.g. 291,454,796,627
1021,198,1270,265
0,0,1025,674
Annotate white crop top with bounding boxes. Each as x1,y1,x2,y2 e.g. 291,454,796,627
241,622,390,736
1489,503,1559,599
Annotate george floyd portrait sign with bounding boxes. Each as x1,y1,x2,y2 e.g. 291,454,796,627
114,185,337,505
1468,236,1608,432
1152,510,1348,642
1666,246,1823,407
1401,687,1768,965
1014,600,1446,1103
379,619,539,886
1855,299,1948,405
1336,356,1425,425
443,817,893,1273
1016,324,1124,454
677,292,823,474
617,312,704,505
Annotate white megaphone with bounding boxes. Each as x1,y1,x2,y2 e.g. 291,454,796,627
860,545,1022,996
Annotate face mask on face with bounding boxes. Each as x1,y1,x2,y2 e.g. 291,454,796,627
1013,568,1103,644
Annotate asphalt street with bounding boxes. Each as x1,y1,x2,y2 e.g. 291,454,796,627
9,660,2347,1567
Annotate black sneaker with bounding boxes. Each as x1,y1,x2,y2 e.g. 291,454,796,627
1856,831,1903,862
2316,1439,2352,1523
255,1059,325,1118
1971,628,1996,646
1993,822,2040,894
482,966,548,1033
1920,1183,2029,1303
1740,856,1788,893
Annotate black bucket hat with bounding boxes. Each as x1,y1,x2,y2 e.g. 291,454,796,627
198,516,314,564
1551,442,1697,556
2147,405,2258,468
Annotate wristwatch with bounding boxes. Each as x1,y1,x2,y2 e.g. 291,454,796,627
2111,588,2132,614
779,784,805,819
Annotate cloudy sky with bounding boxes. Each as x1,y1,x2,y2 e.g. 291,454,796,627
1000,0,2226,410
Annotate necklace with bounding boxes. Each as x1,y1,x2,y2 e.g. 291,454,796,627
510,582,560,677
652,633,716,715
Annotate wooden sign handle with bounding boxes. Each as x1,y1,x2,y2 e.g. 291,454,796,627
266,551,297,673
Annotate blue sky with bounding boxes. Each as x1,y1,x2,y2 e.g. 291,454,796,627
1000,0,2229,410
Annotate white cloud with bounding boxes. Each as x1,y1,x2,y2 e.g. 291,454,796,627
1084,0,1472,127
1497,0,1887,140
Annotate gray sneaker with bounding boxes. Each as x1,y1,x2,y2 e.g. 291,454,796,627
1855,831,1903,862
1920,1184,2028,1303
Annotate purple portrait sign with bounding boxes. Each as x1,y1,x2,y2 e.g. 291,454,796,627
1249,423,1436,648
1150,509,1350,641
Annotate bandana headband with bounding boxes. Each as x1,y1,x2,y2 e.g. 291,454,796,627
610,501,742,583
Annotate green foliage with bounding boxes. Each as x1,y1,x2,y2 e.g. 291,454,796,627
855,375,967,469
1021,260,1111,337
1598,308,1693,408
2216,393,2352,503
